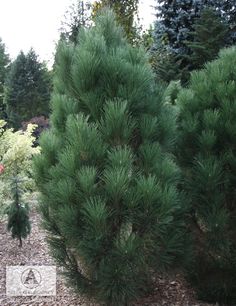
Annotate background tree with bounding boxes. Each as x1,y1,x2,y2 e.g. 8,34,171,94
154,0,203,55
0,38,10,119
154,0,235,55
92,0,140,43
177,47,236,304
34,10,188,306
139,25,154,50
153,0,236,83
4,49,51,128
151,45,186,84
60,0,92,44
186,8,228,70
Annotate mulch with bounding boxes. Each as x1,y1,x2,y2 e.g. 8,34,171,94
0,200,215,306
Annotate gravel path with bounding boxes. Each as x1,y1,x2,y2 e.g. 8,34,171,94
0,200,214,306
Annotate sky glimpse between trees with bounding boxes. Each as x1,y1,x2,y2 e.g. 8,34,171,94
0,0,155,66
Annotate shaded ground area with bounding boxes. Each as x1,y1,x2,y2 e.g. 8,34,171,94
0,200,214,306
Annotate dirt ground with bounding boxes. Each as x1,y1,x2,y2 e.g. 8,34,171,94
0,202,215,306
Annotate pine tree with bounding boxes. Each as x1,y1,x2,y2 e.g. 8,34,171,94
34,10,188,305
177,47,236,304
186,8,227,70
6,176,31,247
4,49,51,128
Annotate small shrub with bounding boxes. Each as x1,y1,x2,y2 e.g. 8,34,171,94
0,120,39,215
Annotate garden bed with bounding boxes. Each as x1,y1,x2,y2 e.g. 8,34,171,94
0,201,213,306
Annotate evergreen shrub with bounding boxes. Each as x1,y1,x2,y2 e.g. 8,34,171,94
177,47,236,304
34,10,188,305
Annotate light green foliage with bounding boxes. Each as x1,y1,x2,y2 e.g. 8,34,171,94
0,120,39,214
92,0,140,44
140,25,154,50
163,80,182,105
34,10,188,305
0,120,39,174
177,47,236,304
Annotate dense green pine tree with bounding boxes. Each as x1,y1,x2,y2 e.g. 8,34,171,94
34,10,188,305
6,176,31,247
186,8,228,70
4,49,51,128
0,38,10,119
177,47,236,304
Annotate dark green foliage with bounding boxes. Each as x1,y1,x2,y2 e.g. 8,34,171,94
34,10,188,305
154,0,235,55
189,254,236,304
177,47,236,304
151,47,189,85
5,176,31,247
186,8,228,70
4,49,51,128
0,38,10,119
153,0,236,84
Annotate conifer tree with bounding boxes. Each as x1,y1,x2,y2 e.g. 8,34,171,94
34,10,188,305
6,176,31,247
153,0,236,83
4,49,51,128
154,0,235,55
186,8,227,70
177,47,236,304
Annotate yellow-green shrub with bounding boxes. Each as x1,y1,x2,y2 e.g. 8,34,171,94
0,120,40,215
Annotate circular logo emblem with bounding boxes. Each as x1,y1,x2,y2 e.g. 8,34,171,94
21,268,42,289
